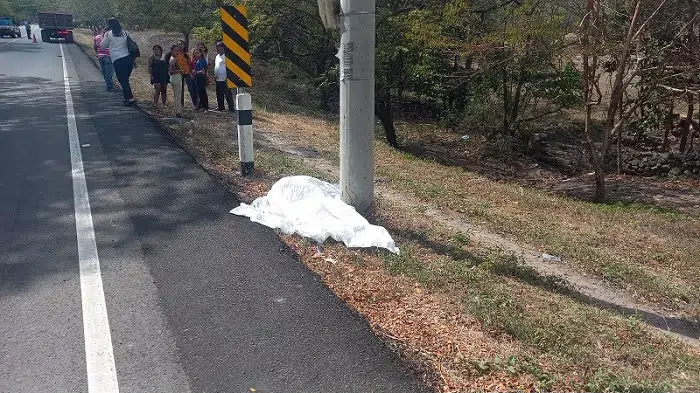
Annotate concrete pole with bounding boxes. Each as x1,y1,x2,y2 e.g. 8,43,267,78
236,92,254,176
339,0,375,214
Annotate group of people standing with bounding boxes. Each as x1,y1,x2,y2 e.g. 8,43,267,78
94,17,235,116
165,40,215,116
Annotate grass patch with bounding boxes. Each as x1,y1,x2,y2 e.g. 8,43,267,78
590,201,687,220
380,244,700,392
583,369,671,393
600,262,692,304
376,157,700,316
472,356,558,391
256,149,333,182
451,231,471,246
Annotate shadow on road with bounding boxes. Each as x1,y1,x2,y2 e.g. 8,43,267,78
0,76,78,296
0,44,44,54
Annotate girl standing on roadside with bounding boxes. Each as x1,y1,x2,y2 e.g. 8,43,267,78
196,43,208,63
168,44,186,118
148,44,169,107
173,40,197,108
197,42,213,88
100,18,137,106
187,46,199,108
193,49,209,110
197,42,212,84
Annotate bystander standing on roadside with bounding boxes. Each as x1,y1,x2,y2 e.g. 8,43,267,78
197,41,213,86
168,44,186,118
214,42,234,111
94,28,115,92
193,49,209,110
197,42,210,68
177,40,198,108
100,18,139,105
148,44,169,107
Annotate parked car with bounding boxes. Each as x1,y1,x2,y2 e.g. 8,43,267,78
0,17,21,38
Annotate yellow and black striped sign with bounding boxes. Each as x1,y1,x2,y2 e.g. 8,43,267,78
220,5,252,88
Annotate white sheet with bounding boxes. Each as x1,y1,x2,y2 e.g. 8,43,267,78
231,176,399,253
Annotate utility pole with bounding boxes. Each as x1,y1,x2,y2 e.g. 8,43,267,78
338,0,375,214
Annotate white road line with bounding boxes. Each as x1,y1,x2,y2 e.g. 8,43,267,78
0,36,22,49
60,43,120,393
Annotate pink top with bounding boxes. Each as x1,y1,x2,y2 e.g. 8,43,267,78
94,35,111,58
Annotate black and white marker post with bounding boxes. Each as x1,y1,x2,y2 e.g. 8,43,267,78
236,92,254,176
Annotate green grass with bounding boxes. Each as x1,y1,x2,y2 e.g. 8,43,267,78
583,370,672,393
377,164,700,316
451,231,471,246
472,355,558,391
253,59,331,118
379,244,700,392
589,201,688,220
256,148,335,182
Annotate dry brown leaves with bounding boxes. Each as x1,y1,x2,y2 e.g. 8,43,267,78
283,237,568,393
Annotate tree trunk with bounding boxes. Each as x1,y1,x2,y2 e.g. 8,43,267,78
616,96,623,174
319,85,331,112
501,67,510,134
594,165,606,201
684,1,698,153
582,0,605,201
663,102,673,151
692,95,697,152
617,125,622,174
183,31,191,52
585,104,606,201
465,56,473,71
510,68,525,133
680,95,693,153
376,88,399,148
690,130,696,152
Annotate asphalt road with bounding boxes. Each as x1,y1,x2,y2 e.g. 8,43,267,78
0,33,427,392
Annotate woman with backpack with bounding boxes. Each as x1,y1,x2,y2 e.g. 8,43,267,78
100,17,139,106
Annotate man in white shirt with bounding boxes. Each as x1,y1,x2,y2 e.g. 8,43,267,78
214,42,235,111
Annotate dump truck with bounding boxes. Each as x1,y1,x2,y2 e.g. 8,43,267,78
38,12,73,42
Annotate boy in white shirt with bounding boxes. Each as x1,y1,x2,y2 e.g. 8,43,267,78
214,42,235,111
